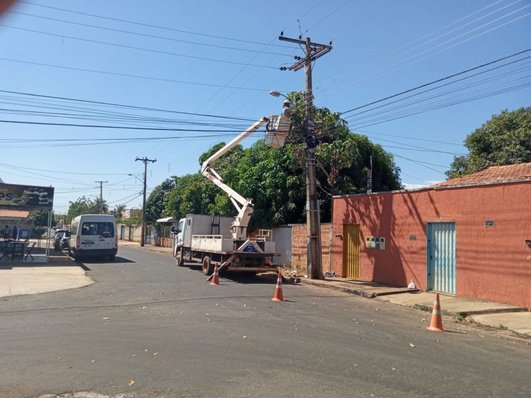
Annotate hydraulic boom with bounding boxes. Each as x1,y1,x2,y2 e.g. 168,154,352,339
200,103,291,241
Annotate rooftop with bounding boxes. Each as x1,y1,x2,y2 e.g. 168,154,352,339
432,162,531,189
0,209,30,219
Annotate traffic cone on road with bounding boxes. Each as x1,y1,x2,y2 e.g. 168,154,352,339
427,293,445,332
271,271,284,301
210,265,220,286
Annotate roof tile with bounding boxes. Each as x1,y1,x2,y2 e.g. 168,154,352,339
432,163,531,189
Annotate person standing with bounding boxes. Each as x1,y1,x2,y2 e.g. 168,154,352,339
12,225,18,240
3,225,9,240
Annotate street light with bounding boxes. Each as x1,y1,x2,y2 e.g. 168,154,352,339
270,90,287,99
135,157,156,247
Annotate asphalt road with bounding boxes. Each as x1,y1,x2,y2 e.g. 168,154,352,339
0,246,529,398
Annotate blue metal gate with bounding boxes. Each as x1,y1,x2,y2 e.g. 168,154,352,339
427,222,456,294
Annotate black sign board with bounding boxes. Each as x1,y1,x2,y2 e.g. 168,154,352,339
0,183,54,211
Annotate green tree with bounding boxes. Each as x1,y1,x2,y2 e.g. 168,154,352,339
447,107,531,178
145,177,176,223
28,210,54,227
162,91,401,227
110,204,126,220
66,196,93,223
91,197,108,214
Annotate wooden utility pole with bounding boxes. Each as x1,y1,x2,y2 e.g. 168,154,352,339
279,33,332,279
135,157,156,247
95,180,108,214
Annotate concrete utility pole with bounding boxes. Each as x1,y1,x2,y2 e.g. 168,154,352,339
95,180,108,214
135,157,156,247
279,33,332,279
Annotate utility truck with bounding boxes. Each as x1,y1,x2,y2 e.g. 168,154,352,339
173,101,291,275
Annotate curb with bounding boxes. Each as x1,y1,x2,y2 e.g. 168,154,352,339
301,279,418,299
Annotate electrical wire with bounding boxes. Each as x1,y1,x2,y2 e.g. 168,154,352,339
9,10,293,58
340,48,531,115
0,57,273,93
320,1,530,98
0,24,279,69
0,89,257,122
345,65,531,125
19,0,292,49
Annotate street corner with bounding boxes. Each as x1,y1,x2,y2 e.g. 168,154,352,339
0,259,93,298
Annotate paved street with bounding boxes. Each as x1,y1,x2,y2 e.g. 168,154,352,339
1,246,530,398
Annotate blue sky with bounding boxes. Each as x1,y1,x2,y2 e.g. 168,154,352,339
0,0,529,213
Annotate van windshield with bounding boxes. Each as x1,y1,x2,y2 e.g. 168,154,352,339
81,222,114,238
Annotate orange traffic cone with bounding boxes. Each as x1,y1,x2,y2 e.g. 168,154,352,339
272,271,284,301
210,265,220,286
427,293,445,332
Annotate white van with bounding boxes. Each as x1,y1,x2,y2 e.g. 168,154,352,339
69,214,118,260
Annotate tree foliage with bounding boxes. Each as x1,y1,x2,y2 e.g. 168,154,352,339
28,210,54,227
65,196,108,223
447,107,531,178
149,91,401,228
145,177,176,223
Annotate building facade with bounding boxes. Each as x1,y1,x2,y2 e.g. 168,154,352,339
331,163,531,308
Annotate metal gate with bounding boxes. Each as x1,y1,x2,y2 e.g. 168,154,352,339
427,222,456,294
342,224,360,279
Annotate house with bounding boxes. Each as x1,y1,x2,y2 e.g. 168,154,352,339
331,163,531,308
0,209,33,239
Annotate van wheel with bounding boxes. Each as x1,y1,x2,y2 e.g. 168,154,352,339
175,248,184,267
202,256,213,275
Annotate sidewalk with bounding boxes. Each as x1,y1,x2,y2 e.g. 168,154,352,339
0,255,93,298
300,277,531,339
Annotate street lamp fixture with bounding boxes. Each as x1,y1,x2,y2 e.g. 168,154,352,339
270,90,287,99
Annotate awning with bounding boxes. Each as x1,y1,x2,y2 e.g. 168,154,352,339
156,217,175,223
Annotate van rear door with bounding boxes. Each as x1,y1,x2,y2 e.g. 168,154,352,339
79,221,115,250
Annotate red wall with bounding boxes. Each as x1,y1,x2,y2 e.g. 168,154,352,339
332,182,531,308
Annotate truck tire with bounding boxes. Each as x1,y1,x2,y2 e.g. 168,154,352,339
202,256,213,275
175,247,184,267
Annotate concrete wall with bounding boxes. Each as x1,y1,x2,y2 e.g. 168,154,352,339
118,224,142,242
291,223,332,275
332,182,531,308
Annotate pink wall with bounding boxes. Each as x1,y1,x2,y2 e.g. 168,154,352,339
332,182,531,308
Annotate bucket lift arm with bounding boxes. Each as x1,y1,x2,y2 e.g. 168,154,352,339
200,104,291,241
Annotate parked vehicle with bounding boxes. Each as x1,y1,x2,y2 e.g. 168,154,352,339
53,229,70,250
174,105,290,275
174,214,276,275
68,214,117,260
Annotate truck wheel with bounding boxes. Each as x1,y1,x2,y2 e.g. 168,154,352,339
175,248,184,267
202,256,213,275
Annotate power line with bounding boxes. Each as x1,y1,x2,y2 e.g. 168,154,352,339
20,0,291,49
320,0,530,98
0,118,261,132
345,64,531,126
0,24,279,69
0,57,274,93
340,48,531,115
343,58,530,121
10,10,293,58
349,80,531,129
0,89,256,121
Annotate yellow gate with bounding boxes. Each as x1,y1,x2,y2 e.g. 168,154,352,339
342,224,360,279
